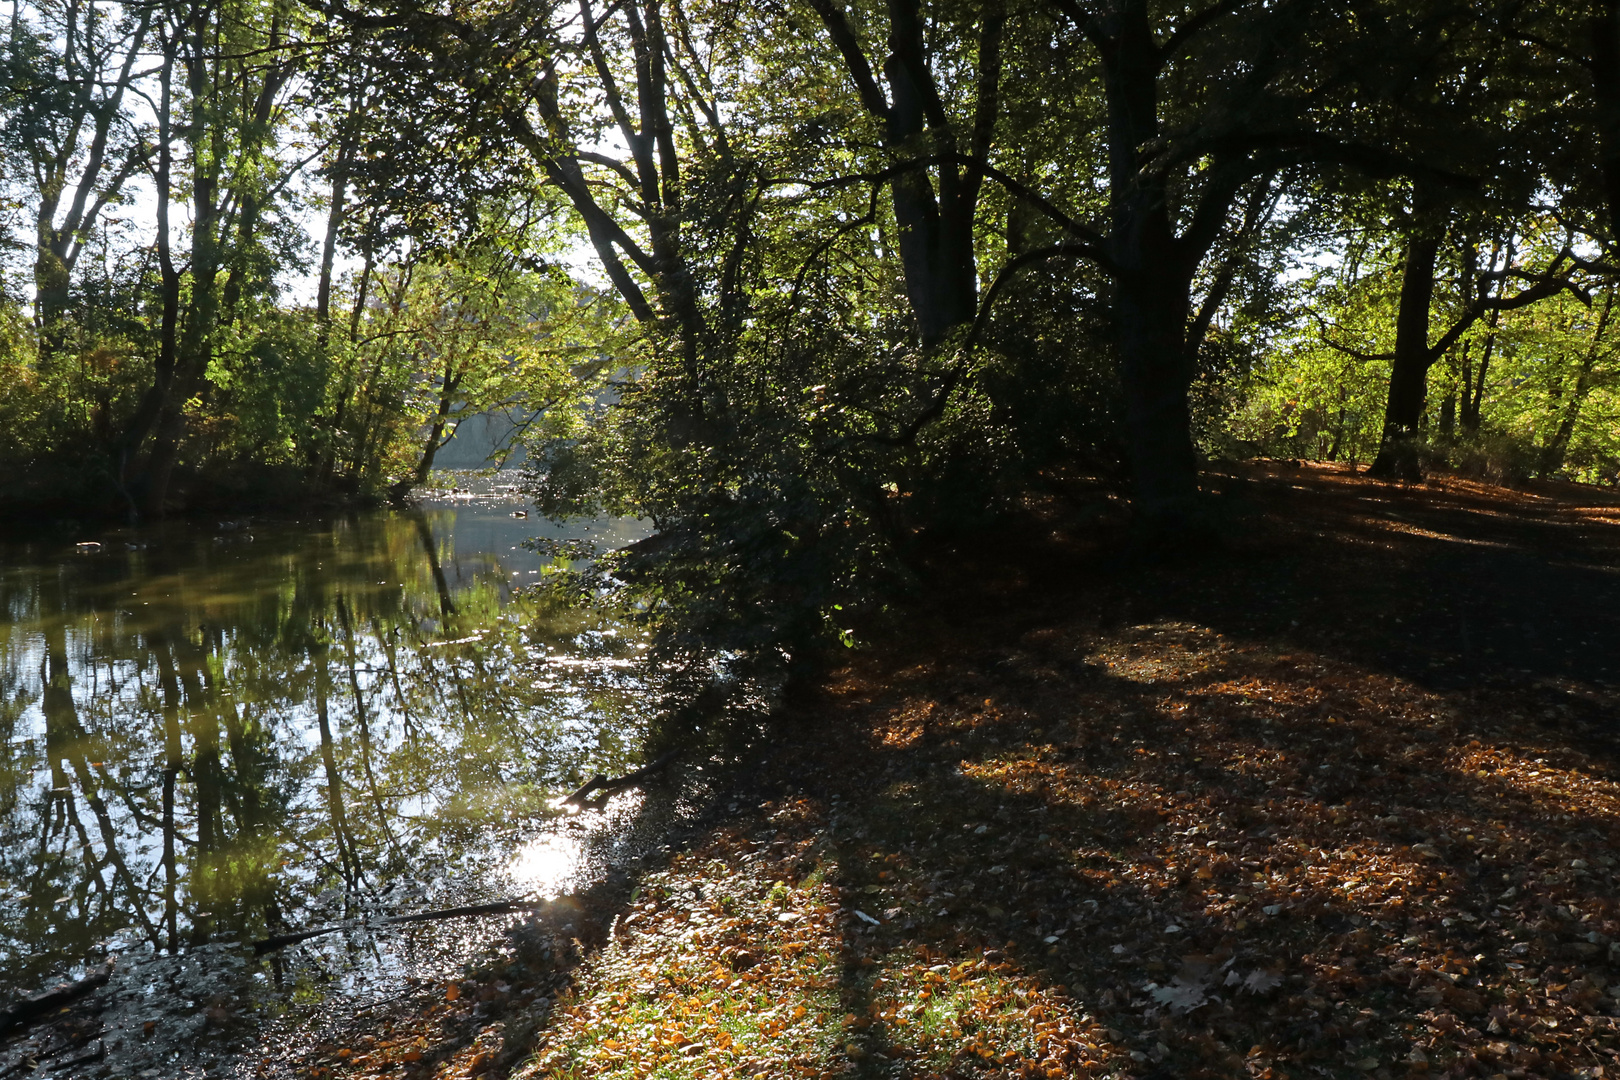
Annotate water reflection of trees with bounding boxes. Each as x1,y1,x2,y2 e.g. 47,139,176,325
0,511,645,995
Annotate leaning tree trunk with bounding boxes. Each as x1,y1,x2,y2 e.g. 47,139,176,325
1539,286,1614,476
1369,227,1442,480
411,363,462,488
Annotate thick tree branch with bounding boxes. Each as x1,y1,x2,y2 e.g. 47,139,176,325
1425,264,1586,366
863,239,1097,448
802,0,890,119
1159,0,1249,60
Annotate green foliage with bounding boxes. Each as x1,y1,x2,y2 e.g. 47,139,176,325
1225,219,1620,484
4,0,1620,683
1224,257,1399,467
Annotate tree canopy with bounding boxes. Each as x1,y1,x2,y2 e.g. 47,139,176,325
3,0,1619,663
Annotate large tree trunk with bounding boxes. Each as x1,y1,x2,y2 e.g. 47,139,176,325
1115,268,1199,518
880,0,984,348
1101,0,1202,521
32,246,71,366
1369,227,1442,480
1591,1,1620,240
804,0,992,350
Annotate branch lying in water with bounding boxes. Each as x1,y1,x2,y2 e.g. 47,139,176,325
251,899,556,955
0,960,114,1036
562,751,678,808
252,754,679,955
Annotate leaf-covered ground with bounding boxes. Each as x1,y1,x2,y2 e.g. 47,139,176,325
291,463,1620,1080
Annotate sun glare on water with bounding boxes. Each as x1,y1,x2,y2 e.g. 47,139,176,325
505,831,585,898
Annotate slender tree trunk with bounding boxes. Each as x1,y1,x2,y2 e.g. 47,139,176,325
335,597,400,855
176,649,221,938
412,511,457,620
1460,307,1501,433
1540,286,1615,476
315,109,357,351
221,702,264,836
117,38,181,508
1460,236,1512,434
308,85,363,478
1369,226,1442,480
41,624,74,794
318,237,375,486
143,22,225,518
313,637,360,887
154,637,185,952
29,6,152,368
1326,399,1346,462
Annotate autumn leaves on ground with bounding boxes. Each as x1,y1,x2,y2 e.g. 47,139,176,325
302,463,1620,1080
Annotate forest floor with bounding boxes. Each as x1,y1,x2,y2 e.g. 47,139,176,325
289,461,1620,1080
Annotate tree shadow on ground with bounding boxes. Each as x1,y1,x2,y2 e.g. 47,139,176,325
272,463,1620,1080
776,464,1620,1078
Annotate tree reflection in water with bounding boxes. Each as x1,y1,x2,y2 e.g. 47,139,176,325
0,507,649,1001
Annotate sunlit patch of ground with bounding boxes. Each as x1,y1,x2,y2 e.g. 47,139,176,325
515,815,1124,1080
501,630,1620,1077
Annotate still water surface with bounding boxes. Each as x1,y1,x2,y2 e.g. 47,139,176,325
0,481,651,1066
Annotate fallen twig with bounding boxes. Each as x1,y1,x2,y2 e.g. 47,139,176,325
0,961,114,1037
562,751,677,807
252,899,554,955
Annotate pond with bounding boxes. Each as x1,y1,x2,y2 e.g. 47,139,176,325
0,478,654,1074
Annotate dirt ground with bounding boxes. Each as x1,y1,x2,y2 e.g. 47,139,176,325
291,462,1620,1080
